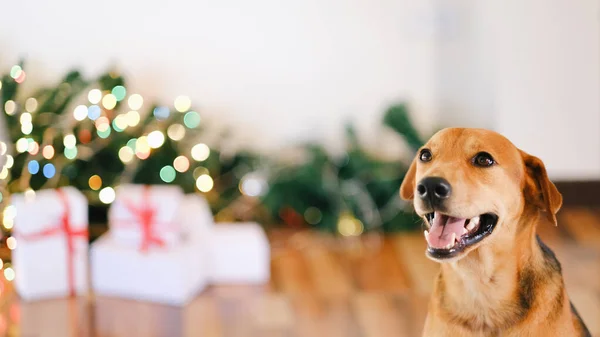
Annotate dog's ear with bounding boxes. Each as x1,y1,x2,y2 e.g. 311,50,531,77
400,156,418,200
520,150,562,226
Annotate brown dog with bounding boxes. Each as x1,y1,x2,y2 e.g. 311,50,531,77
399,128,590,336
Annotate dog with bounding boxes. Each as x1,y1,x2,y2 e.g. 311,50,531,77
399,128,590,336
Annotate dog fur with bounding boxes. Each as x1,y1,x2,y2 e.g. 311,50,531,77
399,128,590,337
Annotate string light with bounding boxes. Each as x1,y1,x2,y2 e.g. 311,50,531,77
3,206,16,230
338,213,364,236
126,138,137,150
159,166,176,183
6,237,16,250
97,128,111,139
0,168,8,180
167,124,185,141
174,96,191,112
73,105,88,121
126,110,140,127
27,141,39,155
27,160,40,174
99,187,116,204
128,94,143,110
64,147,78,160
173,156,190,172
111,86,127,101
25,98,38,112
15,71,26,84
42,145,55,159
88,175,102,190
196,174,214,192
183,111,201,128
63,134,76,148
135,136,150,159
193,166,209,179
191,143,210,161
24,188,35,202
21,123,33,135
0,258,3,269
102,94,117,110
42,163,56,178
147,130,165,149
16,138,28,153
0,142,6,155
239,173,267,197
4,267,15,281
20,113,32,124
4,100,16,116
79,129,92,144
118,146,134,163
153,106,170,120
10,66,22,79
88,105,101,120
4,155,13,168
88,89,102,104
113,115,128,131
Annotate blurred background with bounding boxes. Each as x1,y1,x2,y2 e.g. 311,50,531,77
0,0,598,336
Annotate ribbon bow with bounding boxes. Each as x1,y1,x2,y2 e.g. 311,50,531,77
16,188,88,297
117,185,173,252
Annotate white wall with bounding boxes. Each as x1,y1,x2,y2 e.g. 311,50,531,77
0,0,439,158
1,0,599,180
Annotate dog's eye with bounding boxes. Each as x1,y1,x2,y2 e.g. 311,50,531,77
473,152,495,167
419,149,432,162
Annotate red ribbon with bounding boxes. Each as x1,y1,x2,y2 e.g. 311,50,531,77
16,188,88,297
116,185,173,252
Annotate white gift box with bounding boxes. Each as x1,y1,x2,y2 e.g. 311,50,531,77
108,184,185,249
11,187,89,300
90,234,208,306
207,222,270,284
91,195,210,305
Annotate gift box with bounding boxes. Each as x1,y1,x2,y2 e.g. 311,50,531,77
11,187,89,301
207,222,270,284
108,184,185,250
91,195,210,306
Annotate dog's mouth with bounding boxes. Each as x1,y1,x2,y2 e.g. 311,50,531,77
423,212,499,259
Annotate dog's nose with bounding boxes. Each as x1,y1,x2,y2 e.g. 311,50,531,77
416,177,452,201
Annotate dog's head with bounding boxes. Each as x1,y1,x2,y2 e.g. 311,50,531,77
400,128,562,262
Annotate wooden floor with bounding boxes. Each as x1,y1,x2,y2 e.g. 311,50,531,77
1,207,600,337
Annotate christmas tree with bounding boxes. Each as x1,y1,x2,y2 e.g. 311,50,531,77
0,60,426,242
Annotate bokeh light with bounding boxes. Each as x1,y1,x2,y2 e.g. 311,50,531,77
338,214,364,236
118,146,134,163
174,95,191,112
111,86,127,101
25,188,36,202
128,94,143,110
196,174,214,192
63,134,76,148
4,155,13,168
173,156,190,172
159,166,176,183
183,111,201,128
153,106,170,120
304,207,322,225
147,130,165,149
42,145,55,159
191,143,210,161
27,141,39,155
126,138,137,150
42,163,56,179
10,66,22,79
4,100,16,116
0,142,5,155
102,94,117,110
4,267,14,281
113,115,128,131
64,147,78,160
27,160,39,174
88,89,102,104
126,110,140,127
88,105,101,120
95,116,110,132
135,136,150,159
20,113,32,124
6,237,16,250
88,175,102,190
73,105,88,121
167,124,186,141
25,98,38,112
15,71,26,84
193,166,209,179
21,123,33,135
97,127,111,139
239,174,268,197
99,187,116,204
15,138,28,153
79,129,92,144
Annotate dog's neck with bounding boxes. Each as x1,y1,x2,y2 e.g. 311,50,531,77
434,207,547,330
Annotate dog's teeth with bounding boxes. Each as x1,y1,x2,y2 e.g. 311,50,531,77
424,230,429,239
466,222,475,231
471,216,480,225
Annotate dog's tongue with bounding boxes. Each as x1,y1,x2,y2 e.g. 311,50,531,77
426,212,466,249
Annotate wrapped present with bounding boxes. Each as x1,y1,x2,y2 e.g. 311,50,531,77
207,222,270,284
108,184,185,250
91,195,210,306
11,187,89,300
